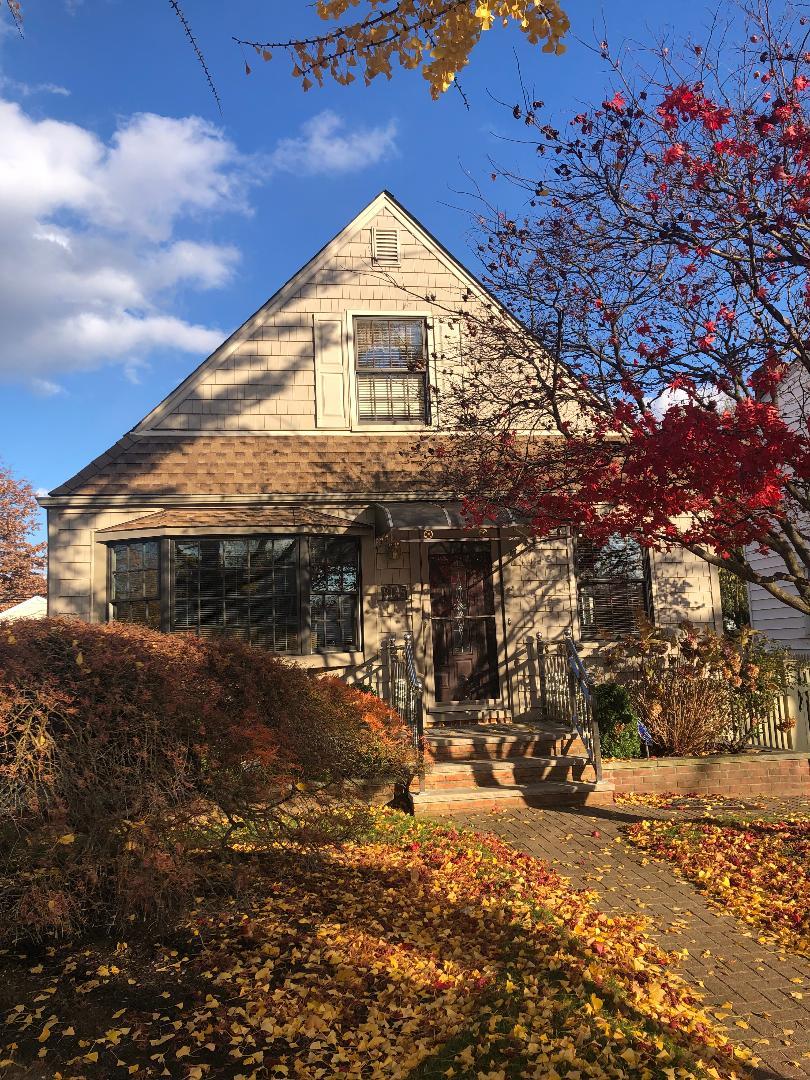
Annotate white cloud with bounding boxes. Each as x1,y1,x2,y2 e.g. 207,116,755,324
31,377,65,396
268,111,398,176
0,74,70,97
0,101,397,388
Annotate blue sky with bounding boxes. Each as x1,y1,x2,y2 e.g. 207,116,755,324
0,0,718,539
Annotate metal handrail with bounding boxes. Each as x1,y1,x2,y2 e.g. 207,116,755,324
386,632,425,760
544,631,603,783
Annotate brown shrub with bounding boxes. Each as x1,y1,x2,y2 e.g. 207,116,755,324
0,618,416,942
602,621,790,756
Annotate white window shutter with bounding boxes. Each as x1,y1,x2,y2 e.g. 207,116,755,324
372,227,400,266
313,314,349,429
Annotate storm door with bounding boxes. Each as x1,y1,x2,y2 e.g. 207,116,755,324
427,541,500,703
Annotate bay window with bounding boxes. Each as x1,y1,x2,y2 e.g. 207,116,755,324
108,535,361,653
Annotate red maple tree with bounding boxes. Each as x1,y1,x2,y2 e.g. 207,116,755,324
0,461,46,605
440,1,810,615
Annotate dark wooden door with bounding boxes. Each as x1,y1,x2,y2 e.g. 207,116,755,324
428,541,500,704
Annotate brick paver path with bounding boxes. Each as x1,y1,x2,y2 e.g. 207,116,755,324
454,798,810,1080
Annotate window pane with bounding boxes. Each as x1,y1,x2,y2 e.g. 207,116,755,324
310,538,360,650
170,536,300,652
576,536,651,640
357,373,427,423
109,541,161,627
355,318,425,371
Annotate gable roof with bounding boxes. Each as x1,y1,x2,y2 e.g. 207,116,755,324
133,189,512,434
47,434,448,500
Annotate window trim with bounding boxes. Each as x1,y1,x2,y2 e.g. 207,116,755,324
574,535,654,642
345,309,434,430
106,532,363,656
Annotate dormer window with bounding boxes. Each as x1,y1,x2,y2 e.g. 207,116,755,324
354,317,428,424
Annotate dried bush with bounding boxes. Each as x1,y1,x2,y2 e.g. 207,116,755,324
0,618,416,942
602,622,791,756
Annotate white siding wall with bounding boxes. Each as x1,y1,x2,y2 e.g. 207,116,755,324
747,548,810,650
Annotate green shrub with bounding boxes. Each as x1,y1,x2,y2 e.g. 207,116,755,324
0,618,417,943
593,682,642,759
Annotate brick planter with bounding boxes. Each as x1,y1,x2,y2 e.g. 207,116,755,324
603,750,810,797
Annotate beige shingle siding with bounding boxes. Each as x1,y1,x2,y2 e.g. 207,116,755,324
153,209,469,433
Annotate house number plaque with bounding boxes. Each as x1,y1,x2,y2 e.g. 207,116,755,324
381,584,408,602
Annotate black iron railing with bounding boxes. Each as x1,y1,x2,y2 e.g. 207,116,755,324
537,632,603,782
386,633,425,755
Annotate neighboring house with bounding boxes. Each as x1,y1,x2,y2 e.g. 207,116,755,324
746,364,810,650
0,595,47,622
40,192,722,740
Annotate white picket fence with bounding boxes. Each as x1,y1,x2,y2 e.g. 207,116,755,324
752,652,810,751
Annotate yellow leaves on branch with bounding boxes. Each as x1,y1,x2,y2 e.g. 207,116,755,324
239,0,570,99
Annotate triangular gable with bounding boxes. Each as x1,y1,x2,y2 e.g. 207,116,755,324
135,190,516,434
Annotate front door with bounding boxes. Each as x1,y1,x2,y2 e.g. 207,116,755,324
428,541,500,704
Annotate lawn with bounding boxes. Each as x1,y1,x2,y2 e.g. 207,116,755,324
0,812,752,1080
625,800,810,959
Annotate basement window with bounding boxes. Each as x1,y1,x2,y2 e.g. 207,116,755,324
354,316,428,424
576,535,652,641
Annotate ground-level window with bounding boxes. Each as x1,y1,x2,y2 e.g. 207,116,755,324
354,316,428,423
309,537,360,651
576,535,652,641
108,535,361,653
109,540,161,629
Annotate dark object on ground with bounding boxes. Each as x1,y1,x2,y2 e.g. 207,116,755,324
386,781,415,815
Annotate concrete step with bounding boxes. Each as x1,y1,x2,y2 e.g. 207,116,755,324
422,757,597,789
413,780,614,816
425,724,587,762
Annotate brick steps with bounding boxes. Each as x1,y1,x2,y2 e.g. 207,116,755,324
425,724,588,763
422,757,597,789
413,722,612,814
413,780,614,816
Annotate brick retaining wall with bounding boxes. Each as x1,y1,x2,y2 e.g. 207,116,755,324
604,750,810,796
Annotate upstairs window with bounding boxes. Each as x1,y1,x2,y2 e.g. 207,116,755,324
109,540,160,629
354,316,428,424
576,535,652,640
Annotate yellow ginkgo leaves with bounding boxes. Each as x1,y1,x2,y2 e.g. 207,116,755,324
238,0,570,100
626,808,810,958
1,811,754,1078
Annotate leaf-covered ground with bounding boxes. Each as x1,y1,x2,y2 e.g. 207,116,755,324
625,800,810,959
0,812,753,1079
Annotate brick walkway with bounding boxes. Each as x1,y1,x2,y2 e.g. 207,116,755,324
454,799,810,1080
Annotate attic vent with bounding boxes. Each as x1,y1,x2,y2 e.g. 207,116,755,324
372,227,400,266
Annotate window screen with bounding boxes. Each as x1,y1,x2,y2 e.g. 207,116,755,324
354,317,428,423
172,537,299,651
110,541,160,628
576,535,652,640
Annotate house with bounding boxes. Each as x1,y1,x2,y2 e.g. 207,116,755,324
0,595,47,622
40,192,723,808
746,365,810,650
